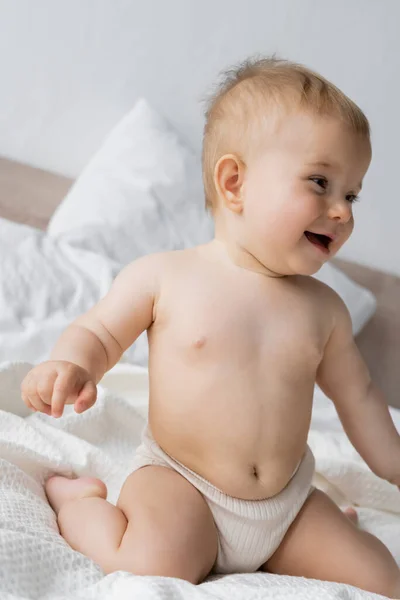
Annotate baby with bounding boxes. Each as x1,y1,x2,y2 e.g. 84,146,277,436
22,57,400,596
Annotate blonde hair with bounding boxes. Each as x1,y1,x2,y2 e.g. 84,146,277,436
202,56,370,211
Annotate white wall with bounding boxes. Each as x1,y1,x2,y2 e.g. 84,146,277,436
0,0,399,275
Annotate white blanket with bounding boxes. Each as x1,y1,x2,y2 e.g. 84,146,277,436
0,362,399,600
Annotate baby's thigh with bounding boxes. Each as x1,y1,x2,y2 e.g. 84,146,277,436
263,489,400,597
117,465,218,583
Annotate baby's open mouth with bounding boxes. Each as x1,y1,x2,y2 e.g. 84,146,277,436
304,231,332,253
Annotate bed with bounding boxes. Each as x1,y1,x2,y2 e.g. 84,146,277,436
1,103,400,600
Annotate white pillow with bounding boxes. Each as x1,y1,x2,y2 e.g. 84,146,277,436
47,98,376,343
48,99,214,265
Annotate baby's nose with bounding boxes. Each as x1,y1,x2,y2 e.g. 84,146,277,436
327,197,352,223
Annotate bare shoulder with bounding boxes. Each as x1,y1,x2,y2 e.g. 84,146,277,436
292,274,351,331
293,274,345,304
114,248,197,289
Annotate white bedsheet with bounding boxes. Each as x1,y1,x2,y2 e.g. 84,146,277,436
0,361,399,600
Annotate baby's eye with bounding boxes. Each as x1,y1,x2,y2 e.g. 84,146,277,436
346,194,359,204
310,176,328,190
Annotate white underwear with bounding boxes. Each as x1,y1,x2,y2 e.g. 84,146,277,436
131,425,315,574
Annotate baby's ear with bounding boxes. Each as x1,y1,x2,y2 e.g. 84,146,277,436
214,154,246,214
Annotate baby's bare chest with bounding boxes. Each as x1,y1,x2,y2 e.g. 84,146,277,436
154,282,328,371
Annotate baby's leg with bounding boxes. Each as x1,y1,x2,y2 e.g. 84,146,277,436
262,489,400,598
46,466,217,583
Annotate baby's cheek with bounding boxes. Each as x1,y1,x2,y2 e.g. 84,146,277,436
348,215,355,232
247,207,273,239
338,220,354,248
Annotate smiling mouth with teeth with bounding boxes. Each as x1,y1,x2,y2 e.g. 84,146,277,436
304,231,332,254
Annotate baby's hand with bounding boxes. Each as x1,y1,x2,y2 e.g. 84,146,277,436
21,360,97,418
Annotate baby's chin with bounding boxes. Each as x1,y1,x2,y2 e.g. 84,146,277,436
249,257,325,278
284,254,331,277
295,265,326,276
245,247,333,278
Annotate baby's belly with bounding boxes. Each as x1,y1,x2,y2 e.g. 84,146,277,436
147,365,315,500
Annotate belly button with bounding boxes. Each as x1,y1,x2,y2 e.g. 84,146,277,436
252,465,259,479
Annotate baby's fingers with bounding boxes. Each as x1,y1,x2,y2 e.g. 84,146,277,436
37,373,58,406
21,375,52,415
74,380,97,414
51,373,78,418
21,390,52,415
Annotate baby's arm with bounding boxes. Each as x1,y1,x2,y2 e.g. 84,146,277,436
316,292,400,486
50,254,159,382
22,254,160,417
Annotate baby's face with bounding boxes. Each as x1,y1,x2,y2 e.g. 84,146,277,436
240,113,371,276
